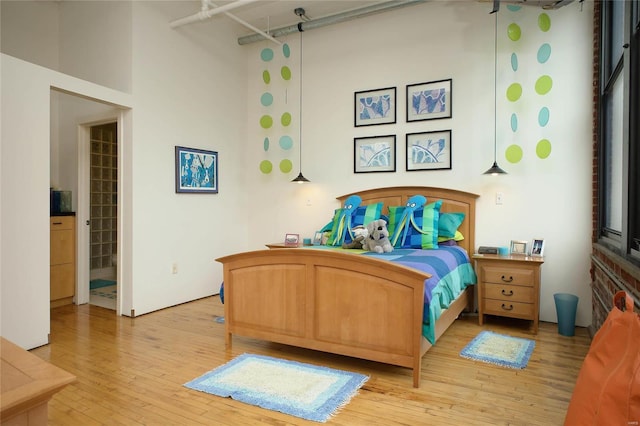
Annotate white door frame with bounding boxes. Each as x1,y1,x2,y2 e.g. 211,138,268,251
76,113,124,315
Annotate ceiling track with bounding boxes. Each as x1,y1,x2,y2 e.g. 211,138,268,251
237,0,427,46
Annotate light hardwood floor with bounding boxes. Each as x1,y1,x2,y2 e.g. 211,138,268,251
32,296,591,425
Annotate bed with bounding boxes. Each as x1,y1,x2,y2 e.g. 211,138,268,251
216,186,478,387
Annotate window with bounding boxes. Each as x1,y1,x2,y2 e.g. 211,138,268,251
599,0,640,260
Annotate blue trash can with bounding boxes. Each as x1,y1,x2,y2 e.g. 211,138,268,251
554,293,579,336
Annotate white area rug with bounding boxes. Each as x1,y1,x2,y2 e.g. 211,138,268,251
184,353,369,422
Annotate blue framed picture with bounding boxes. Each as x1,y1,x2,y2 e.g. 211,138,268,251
354,87,396,127
405,130,451,171
175,146,218,193
406,79,452,122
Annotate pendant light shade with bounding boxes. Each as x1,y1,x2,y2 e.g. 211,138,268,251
292,25,310,183
484,8,507,176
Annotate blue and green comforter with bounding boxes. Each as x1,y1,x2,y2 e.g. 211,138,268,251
363,246,476,344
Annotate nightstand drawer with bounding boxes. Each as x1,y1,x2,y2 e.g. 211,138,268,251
481,266,534,287
484,283,535,303
484,298,534,318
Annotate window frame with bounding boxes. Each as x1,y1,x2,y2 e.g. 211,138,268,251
598,0,640,263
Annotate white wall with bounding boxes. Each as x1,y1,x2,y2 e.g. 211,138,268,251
1,1,248,347
244,2,594,326
127,2,248,315
1,55,133,348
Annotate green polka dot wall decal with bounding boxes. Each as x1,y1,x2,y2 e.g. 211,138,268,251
279,159,293,173
535,75,553,95
511,113,518,132
283,43,291,58
260,115,273,129
281,66,291,81
260,48,274,62
538,13,551,32
263,137,270,151
538,107,550,127
281,112,292,127
507,23,521,41
260,92,273,107
263,70,271,84
507,4,521,11
260,160,273,174
511,53,518,71
537,139,552,159
279,135,293,150
537,43,551,63
506,83,523,102
506,144,523,163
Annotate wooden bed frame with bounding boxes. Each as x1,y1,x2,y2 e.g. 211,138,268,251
216,186,478,387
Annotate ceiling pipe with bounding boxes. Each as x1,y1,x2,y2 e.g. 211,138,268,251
237,0,426,45
204,0,282,45
170,0,260,29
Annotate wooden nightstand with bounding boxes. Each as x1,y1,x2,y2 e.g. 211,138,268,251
473,254,544,333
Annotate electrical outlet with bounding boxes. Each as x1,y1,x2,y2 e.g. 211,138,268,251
496,192,504,205
306,198,312,206
171,263,178,274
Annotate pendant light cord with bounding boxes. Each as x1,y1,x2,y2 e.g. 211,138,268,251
493,11,498,163
299,29,303,173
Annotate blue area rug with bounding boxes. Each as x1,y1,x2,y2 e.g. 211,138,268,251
89,279,116,290
184,353,369,423
459,331,535,369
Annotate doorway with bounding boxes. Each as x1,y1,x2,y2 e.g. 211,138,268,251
88,122,118,310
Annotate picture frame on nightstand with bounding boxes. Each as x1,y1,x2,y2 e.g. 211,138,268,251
284,233,300,247
531,238,545,256
510,240,528,255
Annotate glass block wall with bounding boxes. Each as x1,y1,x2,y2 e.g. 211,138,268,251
90,123,117,273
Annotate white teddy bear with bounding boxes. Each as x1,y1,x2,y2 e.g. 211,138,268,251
363,219,394,253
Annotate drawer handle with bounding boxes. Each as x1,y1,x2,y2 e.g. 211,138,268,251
53,221,63,225
501,275,513,283
501,289,514,296
501,303,514,311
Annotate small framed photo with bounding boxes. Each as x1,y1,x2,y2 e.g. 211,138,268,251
406,79,452,122
312,231,323,246
354,135,396,173
284,233,300,247
531,239,545,256
175,146,218,193
510,240,528,256
406,130,451,171
354,87,396,127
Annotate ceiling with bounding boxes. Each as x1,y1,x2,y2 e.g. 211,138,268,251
170,0,576,45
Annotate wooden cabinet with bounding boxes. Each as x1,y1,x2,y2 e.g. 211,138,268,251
50,216,75,308
473,254,544,333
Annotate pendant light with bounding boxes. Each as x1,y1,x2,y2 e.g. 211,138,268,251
291,22,310,183
483,6,507,176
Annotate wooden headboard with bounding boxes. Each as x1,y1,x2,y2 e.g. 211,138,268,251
337,186,479,255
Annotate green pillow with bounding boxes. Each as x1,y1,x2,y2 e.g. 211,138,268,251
438,212,465,239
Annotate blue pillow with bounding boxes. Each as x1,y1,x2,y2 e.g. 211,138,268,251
326,202,383,245
389,200,442,249
438,212,465,239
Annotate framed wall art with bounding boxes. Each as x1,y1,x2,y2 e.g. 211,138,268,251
406,78,452,122
354,135,396,173
406,130,451,171
175,146,219,193
354,87,396,127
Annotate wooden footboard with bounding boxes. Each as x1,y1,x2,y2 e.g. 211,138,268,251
217,248,470,387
